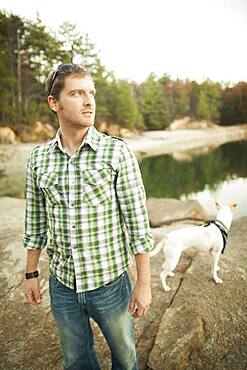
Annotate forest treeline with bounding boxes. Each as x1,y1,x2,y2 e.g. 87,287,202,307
1,10,247,131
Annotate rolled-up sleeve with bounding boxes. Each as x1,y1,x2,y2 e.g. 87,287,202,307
23,151,47,250
116,142,153,254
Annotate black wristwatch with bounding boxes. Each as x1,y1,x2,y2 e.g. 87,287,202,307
25,270,39,279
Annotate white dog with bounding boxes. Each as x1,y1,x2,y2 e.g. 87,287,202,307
150,201,237,291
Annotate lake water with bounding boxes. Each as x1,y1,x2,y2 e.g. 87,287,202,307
140,140,247,219
0,139,246,219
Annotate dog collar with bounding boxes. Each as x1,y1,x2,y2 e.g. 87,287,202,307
203,220,228,254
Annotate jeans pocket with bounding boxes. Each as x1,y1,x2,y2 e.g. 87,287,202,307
49,272,62,288
101,273,126,295
89,273,129,315
103,273,124,287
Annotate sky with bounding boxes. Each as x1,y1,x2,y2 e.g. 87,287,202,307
1,0,247,83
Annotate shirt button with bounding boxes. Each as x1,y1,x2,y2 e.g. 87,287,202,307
72,225,76,229
71,203,74,207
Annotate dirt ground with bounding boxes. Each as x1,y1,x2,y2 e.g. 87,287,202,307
0,197,246,370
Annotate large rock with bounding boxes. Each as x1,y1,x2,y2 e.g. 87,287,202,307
147,198,209,227
0,126,16,144
19,121,56,142
148,303,205,370
147,217,247,370
169,117,218,130
1,197,246,370
96,120,138,139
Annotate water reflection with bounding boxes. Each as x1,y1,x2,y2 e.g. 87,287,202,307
181,178,247,219
140,140,247,218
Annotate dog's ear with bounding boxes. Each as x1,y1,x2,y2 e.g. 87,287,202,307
215,200,221,210
230,202,238,210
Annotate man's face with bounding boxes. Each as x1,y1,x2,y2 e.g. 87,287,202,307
51,75,96,128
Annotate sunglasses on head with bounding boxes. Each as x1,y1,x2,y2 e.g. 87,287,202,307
48,63,87,95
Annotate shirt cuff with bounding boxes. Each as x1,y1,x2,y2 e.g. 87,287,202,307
129,232,154,254
23,233,47,250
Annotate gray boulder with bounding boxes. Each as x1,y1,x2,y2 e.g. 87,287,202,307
147,198,209,227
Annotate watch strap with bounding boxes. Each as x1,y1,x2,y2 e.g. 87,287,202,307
25,270,39,279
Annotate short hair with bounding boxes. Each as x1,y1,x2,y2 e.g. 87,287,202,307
46,64,93,100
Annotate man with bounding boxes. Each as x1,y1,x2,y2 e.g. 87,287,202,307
23,64,153,370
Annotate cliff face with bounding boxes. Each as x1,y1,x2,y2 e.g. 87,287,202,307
0,197,246,370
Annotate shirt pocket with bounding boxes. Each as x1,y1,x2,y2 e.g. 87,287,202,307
83,167,113,206
36,172,61,206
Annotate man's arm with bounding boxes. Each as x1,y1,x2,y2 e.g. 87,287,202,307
23,151,48,305
116,142,153,318
129,253,151,318
24,250,42,305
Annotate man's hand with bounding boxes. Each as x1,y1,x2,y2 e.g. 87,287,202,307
24,278,43,305
129,281,151,319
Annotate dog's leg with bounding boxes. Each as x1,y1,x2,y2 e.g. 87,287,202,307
160,262,173,291
162,262,175,277
211,261,220,273
160,270,171,291
212,252,223,284
160,251,181,291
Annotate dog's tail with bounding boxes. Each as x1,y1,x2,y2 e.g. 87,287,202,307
150,237,167,257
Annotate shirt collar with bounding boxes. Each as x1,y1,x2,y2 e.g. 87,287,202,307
49,125,100,153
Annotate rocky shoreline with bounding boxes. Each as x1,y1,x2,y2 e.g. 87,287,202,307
127,124,247,160
0,126,247,370
0,196,246,370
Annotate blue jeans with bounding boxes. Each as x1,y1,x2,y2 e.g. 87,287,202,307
49,271,139,370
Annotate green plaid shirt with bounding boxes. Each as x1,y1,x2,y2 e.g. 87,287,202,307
23,126,153,292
